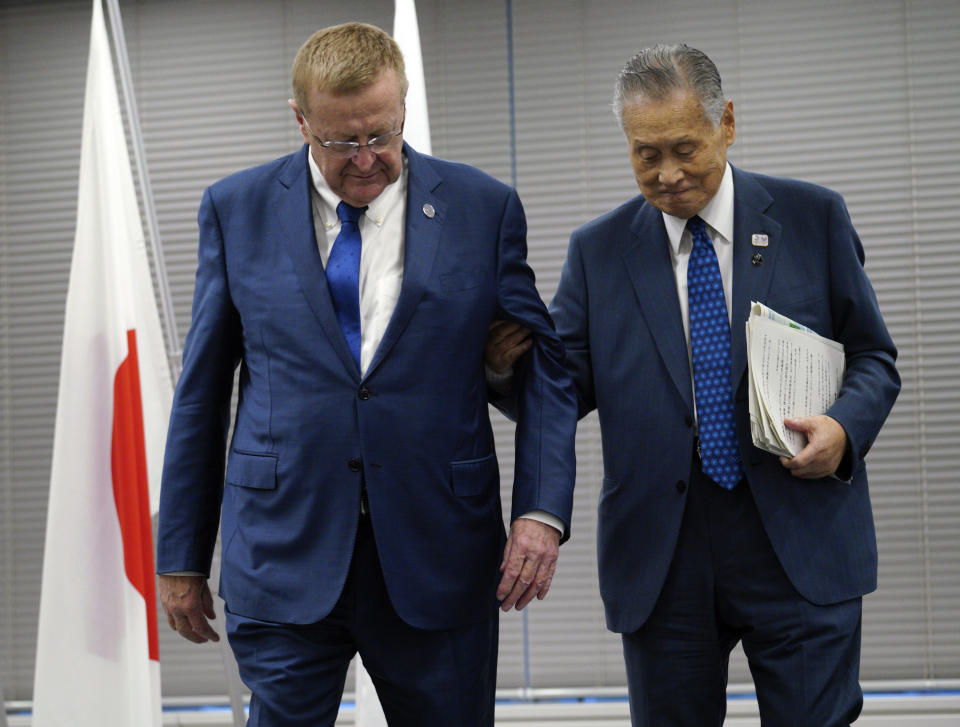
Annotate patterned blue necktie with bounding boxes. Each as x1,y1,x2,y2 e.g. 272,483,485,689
327,201,366,370
687,216,742,489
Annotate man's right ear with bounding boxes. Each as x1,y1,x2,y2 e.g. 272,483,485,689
288,100,309,143
288,99,303,123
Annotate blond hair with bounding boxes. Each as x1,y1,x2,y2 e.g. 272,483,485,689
292,23,407,114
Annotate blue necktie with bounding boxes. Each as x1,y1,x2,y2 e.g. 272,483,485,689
327,201,366,370
687,216,742,489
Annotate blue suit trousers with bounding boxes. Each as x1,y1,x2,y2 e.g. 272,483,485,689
226,514,498,726
622,454,863,726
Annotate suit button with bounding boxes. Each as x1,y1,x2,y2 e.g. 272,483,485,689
676,480,687,493
348,458,362,472
358,387,370,400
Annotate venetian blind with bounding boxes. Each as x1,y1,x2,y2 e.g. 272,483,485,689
1,0,957,704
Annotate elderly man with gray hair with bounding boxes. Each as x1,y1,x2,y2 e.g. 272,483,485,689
491,43,899,726
559,42,898,726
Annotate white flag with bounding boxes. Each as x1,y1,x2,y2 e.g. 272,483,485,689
32,0,172,724
394,0,432,154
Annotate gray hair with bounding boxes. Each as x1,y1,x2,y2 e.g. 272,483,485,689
612,44,726,128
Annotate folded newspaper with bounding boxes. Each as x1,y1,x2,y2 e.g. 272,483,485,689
746,302,845,458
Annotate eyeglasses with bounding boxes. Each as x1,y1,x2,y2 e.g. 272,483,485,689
301,116,403,159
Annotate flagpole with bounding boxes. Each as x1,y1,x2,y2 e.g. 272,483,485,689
504,0,533,699
102,0,181,381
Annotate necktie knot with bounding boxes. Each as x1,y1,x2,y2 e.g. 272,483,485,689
337,201,366,226
686,215,709,249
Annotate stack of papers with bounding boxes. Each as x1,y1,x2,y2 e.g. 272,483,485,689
746,302,845,458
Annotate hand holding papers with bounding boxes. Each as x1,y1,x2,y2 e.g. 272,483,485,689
746,302,845,457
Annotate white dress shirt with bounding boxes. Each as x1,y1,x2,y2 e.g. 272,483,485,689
661,162,736,338
308,151,407,376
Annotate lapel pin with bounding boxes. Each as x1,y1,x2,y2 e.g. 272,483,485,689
422,203,435,219
751,233,769,247
752,252,763,266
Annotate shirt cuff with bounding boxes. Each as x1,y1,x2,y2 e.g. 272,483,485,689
518,510,565,537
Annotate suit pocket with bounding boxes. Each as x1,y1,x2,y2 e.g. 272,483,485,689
450,453,499,497
767,285,825,314
764,286,829,333
225,451,278,490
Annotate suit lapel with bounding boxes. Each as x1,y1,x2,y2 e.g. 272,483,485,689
276,146,360,377
730,167,781,387
621,203,694,412
363,144,445,378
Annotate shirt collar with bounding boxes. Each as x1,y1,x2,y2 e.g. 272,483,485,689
662,162,734,253
306,148,407,229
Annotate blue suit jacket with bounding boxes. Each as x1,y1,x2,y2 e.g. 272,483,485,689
157,143,577,630
550,167,900,634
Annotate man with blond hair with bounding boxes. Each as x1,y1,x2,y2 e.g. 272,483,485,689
157,22,576,726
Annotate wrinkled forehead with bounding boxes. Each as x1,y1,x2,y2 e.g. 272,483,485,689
304,81,405,138
621,90,716,138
